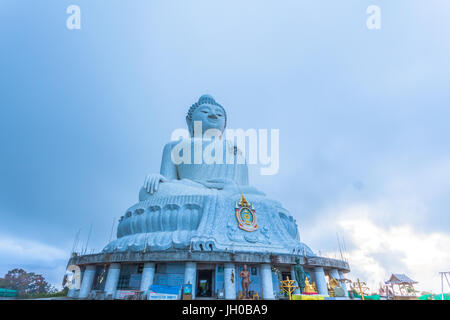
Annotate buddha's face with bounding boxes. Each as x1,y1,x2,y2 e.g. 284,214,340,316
190,103,226,135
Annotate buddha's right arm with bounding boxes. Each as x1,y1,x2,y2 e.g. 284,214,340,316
143,142,178,194
160,141,178,180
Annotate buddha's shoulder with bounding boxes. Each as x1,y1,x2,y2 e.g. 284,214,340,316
162,140,185,152
164,140,180,149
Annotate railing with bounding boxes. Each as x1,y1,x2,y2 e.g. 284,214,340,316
68,250,350,272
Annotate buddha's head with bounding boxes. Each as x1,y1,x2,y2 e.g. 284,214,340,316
186,94,227,136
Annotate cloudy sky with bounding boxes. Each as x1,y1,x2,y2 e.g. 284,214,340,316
1,0,449,293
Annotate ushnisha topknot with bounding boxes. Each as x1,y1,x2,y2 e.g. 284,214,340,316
186,94,227,128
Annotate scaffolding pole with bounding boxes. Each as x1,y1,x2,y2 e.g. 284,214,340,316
439,271,450,300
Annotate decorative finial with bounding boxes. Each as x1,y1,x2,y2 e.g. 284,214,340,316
239,193,250,207
198,94,217,105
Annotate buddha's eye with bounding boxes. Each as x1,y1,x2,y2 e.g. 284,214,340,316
201,111,208,114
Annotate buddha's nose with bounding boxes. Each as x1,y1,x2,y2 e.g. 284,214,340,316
208,114,218,120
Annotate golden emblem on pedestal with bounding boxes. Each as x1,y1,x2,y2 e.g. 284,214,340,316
235,193,258,232
328,277,341,297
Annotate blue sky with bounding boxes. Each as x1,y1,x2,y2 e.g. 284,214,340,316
1,1,449,292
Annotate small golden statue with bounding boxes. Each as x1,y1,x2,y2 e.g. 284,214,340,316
303,277,318,294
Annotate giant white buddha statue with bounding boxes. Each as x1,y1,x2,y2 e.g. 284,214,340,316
103,95,314,256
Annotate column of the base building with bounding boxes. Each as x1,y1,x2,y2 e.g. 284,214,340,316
184,262,197,299
261,264,275,299
338,270,348,297
313,267,328,295
329,268,341,297
104,263,121,299
329,269,340,282
79,265,96,299
290,266,301,294
224,263,236,299
140,262,156,293
67,288,75,298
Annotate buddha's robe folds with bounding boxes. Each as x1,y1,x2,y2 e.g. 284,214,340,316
103,141,315,256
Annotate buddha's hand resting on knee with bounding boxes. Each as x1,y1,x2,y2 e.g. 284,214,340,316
143,174,167,194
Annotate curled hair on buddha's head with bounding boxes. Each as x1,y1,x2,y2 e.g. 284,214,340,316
186,94,227,135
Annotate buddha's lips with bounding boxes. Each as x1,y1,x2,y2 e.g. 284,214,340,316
206,118,220,124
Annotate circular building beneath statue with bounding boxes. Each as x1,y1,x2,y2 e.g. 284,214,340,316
67,250,350,300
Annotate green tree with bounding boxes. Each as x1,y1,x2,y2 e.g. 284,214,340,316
1,268,52,297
